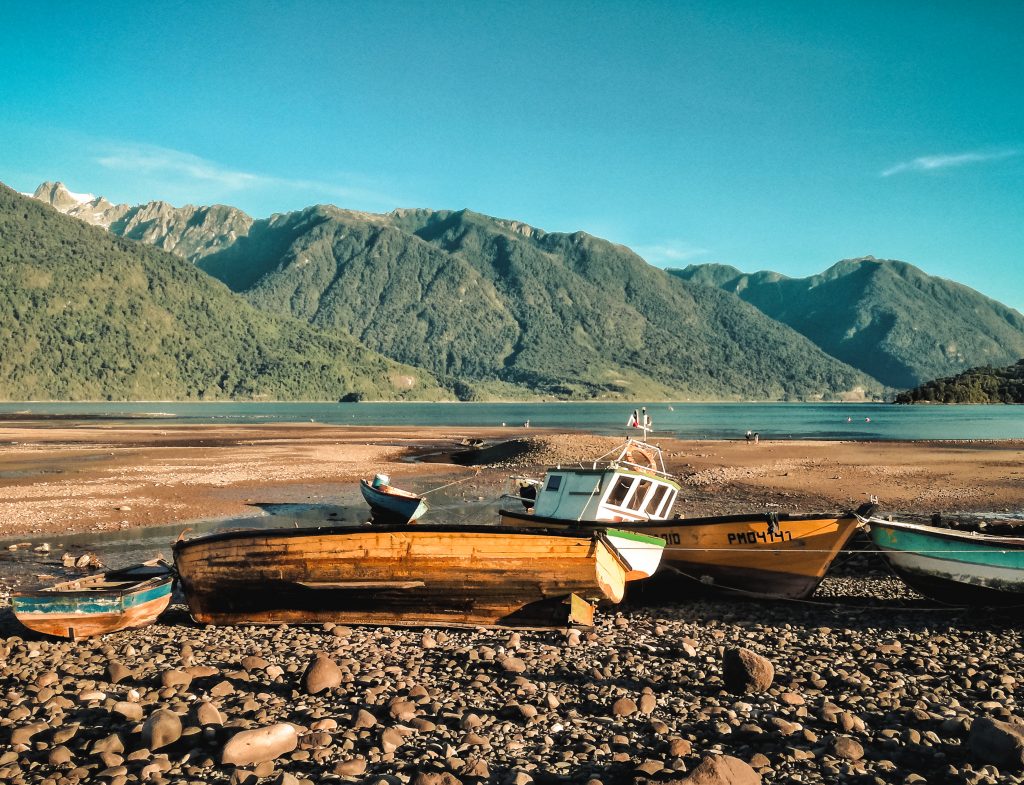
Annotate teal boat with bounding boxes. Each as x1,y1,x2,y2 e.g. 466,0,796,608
11,560,173,639
867,517,1024,605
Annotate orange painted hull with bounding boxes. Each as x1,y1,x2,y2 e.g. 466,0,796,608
500,509,862,599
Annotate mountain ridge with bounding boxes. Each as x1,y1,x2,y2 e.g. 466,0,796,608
0,184,444,401
671,258,1024,388
30,178,1021,398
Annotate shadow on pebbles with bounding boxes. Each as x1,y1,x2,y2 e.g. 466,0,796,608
1,569,1024,785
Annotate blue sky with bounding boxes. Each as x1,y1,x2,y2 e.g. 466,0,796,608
2,1,1022,310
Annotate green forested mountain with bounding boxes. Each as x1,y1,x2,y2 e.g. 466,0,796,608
197,206,877,400
895,359,1024,404
0,185,443,400
671,258,1024,388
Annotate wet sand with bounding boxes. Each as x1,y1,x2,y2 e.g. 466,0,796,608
0,422,1021,538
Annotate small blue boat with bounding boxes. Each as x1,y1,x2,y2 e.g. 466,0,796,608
11,560,174,639
867,517,1024,605
360,475,428,524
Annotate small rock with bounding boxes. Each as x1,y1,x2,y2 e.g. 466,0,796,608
380,727,405,754
612,697,638,717
830,735,864,761
333,757,367,776
723,648,774,694
112,701,144,722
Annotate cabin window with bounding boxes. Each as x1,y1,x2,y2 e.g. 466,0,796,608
606,476,634,506
647,485,670,516
629,479,653,511
546,475,562,492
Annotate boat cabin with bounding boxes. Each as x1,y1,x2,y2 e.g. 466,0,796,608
529,440,681,523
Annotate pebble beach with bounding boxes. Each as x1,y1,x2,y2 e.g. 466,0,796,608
2,424,1024,785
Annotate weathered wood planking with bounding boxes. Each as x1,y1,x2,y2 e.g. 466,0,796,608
174,524,627,627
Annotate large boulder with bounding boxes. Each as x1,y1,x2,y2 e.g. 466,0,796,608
969,716,1024,770
301,654,342,694
221,723,299,766
682,754,761,785
722,648,774,694
141,709,183,751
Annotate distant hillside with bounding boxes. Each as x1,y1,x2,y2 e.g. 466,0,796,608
895,359,1024,404
671,258,1024,388
27,180,880,400
196,206,877,400
0,185,442,400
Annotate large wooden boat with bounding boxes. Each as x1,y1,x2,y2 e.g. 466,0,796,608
499,439,862,599
867,516,1024,605
359,475,428,524
11,560,173,639
173,524,652,627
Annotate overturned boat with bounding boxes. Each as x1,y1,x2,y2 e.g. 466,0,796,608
499,439,862,599
173,523,663,628
11,560,173,639
866,516,1024,605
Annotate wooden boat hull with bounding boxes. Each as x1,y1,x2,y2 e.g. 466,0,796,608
500,509,861,599
869,518,1024,605
11,570,173,639
173,524,628,628
360,480,428,524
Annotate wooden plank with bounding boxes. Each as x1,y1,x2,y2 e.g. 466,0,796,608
296,580,425,590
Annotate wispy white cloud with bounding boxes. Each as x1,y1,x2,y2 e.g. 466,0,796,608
881,149,1019,177
94,142,398,207
633,239,708,266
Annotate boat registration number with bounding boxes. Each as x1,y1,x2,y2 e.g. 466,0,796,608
728,530,793,545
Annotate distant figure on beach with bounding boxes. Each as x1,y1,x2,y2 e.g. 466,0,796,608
643,407,652,431
627,409,640,428
754,432,759,444
745,430,753,443
524,420,530,428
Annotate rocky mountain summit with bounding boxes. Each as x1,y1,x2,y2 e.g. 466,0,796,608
32,181,252,261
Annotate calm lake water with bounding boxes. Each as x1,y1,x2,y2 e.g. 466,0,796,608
0,401,1022,441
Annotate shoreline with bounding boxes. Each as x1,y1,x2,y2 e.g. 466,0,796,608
0,423,1021,539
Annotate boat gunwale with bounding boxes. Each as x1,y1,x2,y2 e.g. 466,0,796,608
867,517,1024,550
359,478,424,502
12,573,173,601
172,522,609,552
500,508,857,528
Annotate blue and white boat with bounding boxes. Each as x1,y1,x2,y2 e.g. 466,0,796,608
867,517,1024,605
360,474,428,524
